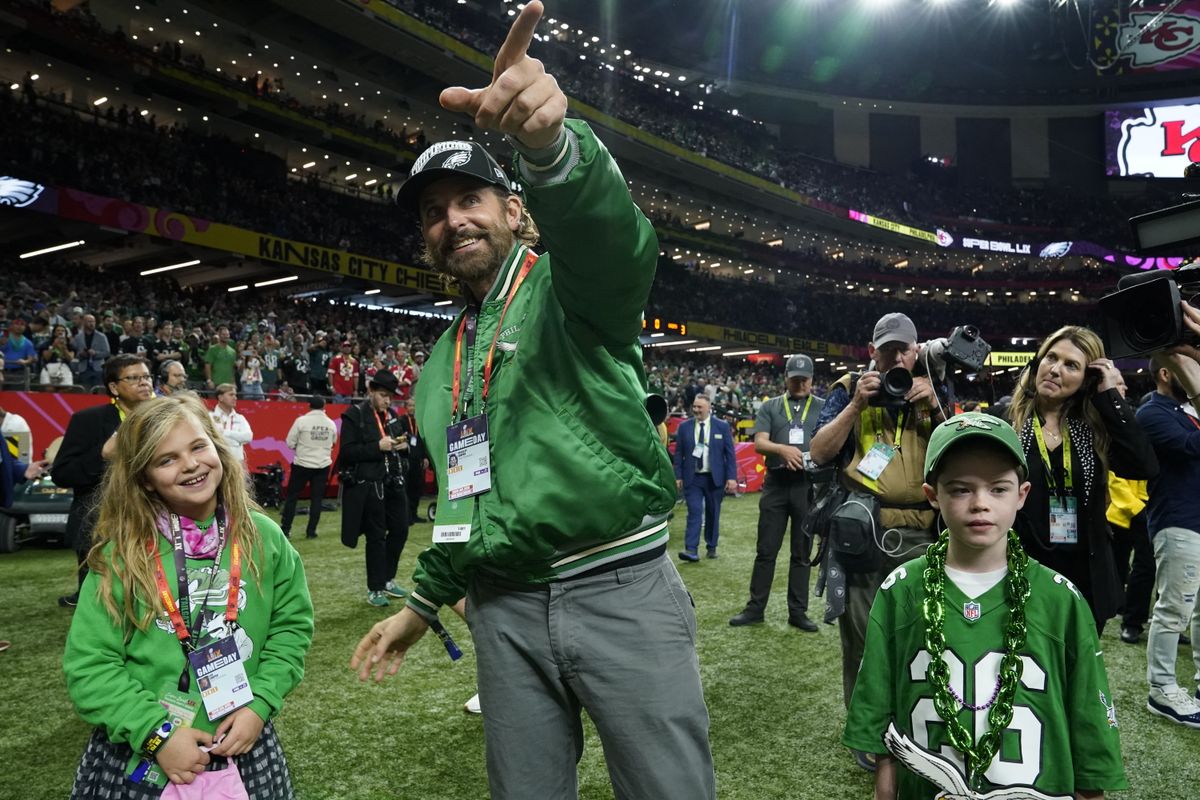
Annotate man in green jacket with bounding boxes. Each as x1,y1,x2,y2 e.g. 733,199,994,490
351,4,715,798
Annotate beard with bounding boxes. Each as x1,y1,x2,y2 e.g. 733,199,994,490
421,219,516,291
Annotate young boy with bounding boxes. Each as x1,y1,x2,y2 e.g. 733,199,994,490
843,412,1127,799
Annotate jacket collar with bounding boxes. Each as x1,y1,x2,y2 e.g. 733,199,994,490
481,242,530,305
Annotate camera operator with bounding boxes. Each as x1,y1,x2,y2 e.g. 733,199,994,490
1134,303,1200,728
809,312,947,773
1006,326,1157,633
339,370,410,607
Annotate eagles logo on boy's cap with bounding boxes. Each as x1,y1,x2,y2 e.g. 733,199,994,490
923,412,1028,483
396,140,520,217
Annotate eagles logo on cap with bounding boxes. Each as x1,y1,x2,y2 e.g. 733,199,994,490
396,140,518,217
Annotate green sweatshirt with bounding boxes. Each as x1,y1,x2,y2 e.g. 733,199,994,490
63,511,314,749
407,120,677,620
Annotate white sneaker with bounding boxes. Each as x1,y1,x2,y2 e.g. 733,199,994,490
463,693,481,715
1147,685,1200,729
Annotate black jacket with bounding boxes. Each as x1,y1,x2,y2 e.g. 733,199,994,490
1015,388,1158,625
52,402,122,549
338,401,403,485
52,403,122,495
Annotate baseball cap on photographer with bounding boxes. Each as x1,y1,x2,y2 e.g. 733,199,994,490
396,140,520,217
785,354,814,379
923,412,1028,484
872,312,918,349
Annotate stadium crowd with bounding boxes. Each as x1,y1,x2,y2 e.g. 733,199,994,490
11,0,1181,253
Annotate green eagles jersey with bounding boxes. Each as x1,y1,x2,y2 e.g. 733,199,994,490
844,555,1127,799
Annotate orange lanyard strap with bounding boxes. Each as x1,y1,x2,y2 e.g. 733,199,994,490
148,512,241,646
450,250,538,418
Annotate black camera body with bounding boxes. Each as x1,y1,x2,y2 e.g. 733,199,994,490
918,326,992,378
849,367,913,409
941,325,991,371
1098,261,1200,358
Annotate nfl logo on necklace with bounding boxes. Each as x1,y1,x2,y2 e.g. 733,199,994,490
963,601,981,621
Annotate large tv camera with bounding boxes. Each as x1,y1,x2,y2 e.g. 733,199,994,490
850,325,991,408
1099,261,1200,358
1099,166,1200,358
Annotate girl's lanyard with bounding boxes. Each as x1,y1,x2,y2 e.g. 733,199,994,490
149,513,241,692
1032,415,1073,498
450,250,537,421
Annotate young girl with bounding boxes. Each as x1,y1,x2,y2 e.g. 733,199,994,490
64,393,313,798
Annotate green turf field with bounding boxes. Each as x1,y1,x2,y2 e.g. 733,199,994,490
0,497,1193,799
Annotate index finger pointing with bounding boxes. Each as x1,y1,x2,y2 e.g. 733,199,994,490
493,0,544,81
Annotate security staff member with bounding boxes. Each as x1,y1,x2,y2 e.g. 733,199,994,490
730,354,824,631
339,370,410,607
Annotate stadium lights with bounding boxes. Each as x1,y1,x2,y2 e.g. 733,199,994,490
302,161,316,169
140,259,200,276
19,240,86,259
686,346,722,352
647,339,697,348
254,275,299,288
227,285,249,293
433,300,454,306
363,289,381,295
767,239,783,247
93,97,108,106
723,350,759,357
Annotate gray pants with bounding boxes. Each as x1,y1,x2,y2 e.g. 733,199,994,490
839,526,936,707
466,553,716,800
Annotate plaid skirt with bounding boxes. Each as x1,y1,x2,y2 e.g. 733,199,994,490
69,721,294,800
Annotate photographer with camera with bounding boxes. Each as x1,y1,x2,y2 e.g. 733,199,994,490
809,312,948,772
338,370,410,607
1007,326,1157,634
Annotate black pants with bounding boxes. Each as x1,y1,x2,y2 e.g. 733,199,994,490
1115,512,1156,629
744,469,812,617
345,481,409,591
279,464,329,537
66,490,99,591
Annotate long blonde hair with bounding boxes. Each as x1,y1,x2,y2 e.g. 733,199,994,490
87,393,262,630
1008,325,1111,468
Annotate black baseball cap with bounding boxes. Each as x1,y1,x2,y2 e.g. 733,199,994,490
396,140,519,217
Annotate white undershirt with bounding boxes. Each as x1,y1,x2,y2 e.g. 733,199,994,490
944,564,1007,599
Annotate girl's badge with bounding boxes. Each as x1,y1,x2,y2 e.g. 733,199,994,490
188,636,253,721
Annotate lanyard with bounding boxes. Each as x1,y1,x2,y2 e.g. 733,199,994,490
782,395,812,427
864,406,908,451
372,406,391,439
1032,415,1072,496
111,398,126,423
149,512,241,689
450,249,538,419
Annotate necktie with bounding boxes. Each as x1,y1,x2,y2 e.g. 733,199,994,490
697,421,706,469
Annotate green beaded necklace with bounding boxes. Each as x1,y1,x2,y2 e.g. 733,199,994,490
921,528,1031,791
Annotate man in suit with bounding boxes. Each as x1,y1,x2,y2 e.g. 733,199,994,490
51,354,153,607
675,394,738,561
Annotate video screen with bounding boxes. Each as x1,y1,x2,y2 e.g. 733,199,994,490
1106,103,1200,177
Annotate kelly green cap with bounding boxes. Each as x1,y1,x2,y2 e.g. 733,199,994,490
924,412,1027,483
